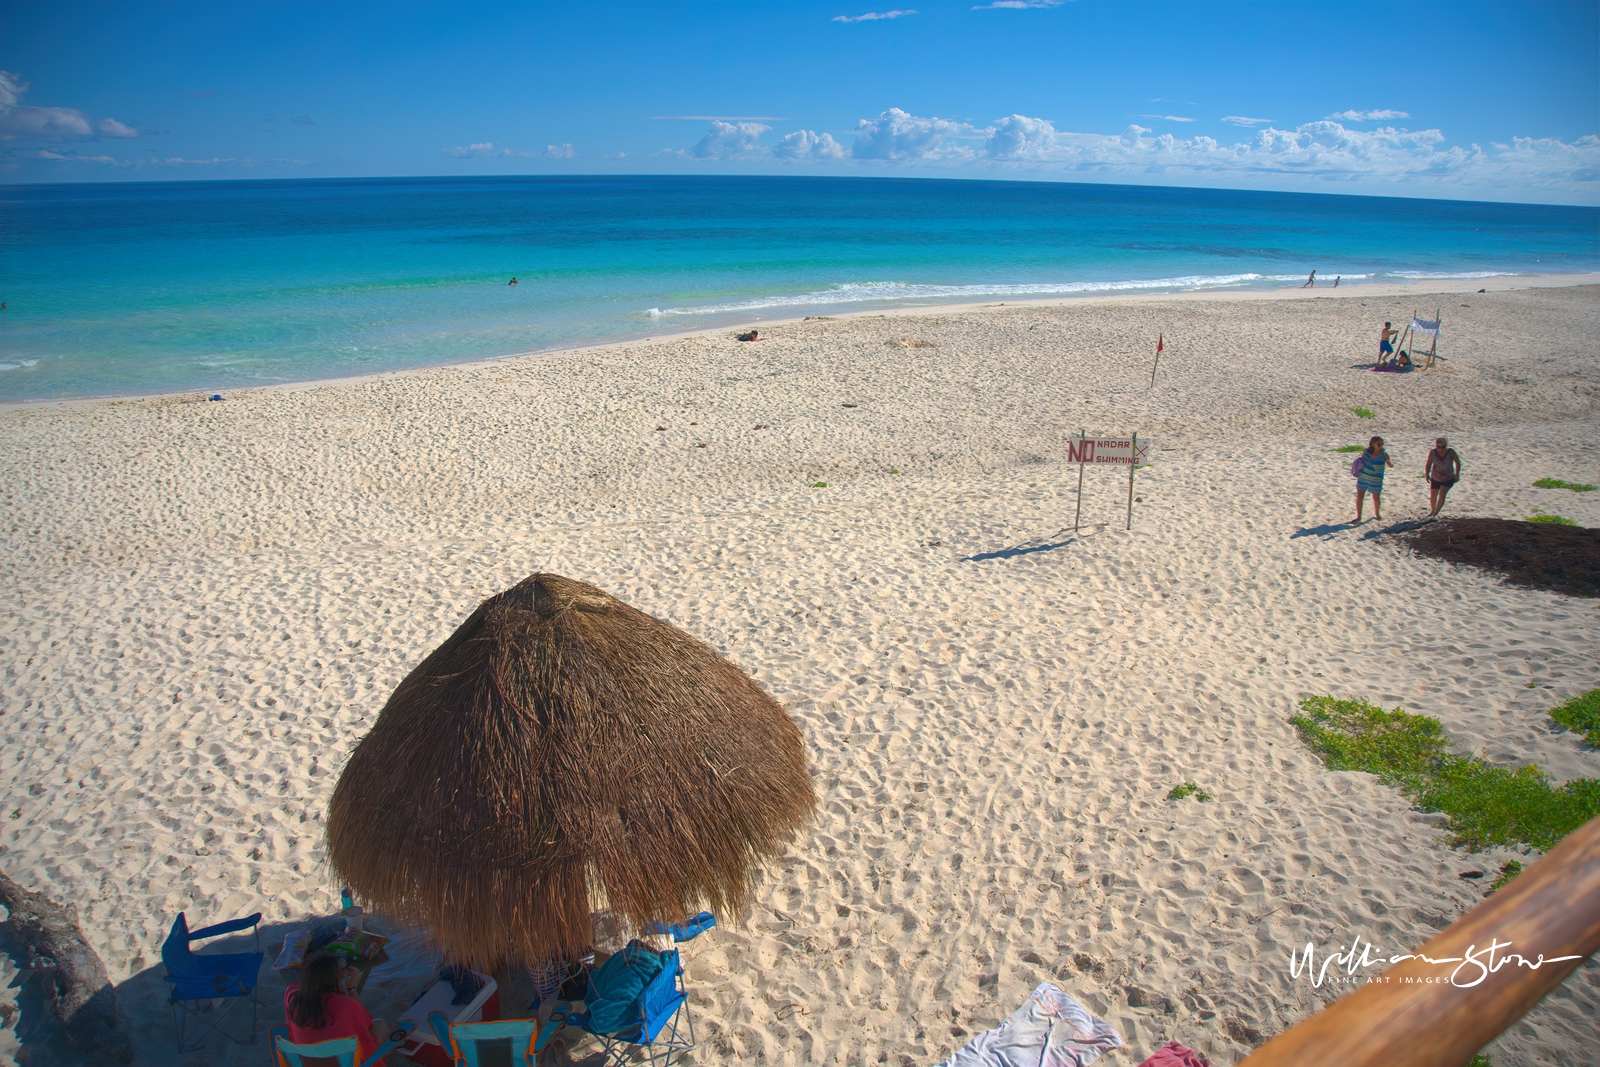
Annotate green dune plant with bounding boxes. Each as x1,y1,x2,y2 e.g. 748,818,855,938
1350,407,1376,418
1291,696,1600,851
1532,478,1597,492
1166,781,1213,802
1550,689,1600,747
1486,860,1522,894
1329,445,1365,453
1526,512,1577,526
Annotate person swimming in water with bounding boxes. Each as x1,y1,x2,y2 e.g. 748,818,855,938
508,277,518,286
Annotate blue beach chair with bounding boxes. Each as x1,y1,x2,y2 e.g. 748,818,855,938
425,1008,570,1067
161,910,264,1053
568,918,711,1067
267,1018,417,1067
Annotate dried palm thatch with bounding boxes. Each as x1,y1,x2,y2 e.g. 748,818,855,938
326,573,814,970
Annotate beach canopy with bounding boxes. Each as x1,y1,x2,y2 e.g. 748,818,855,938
326,573,814,969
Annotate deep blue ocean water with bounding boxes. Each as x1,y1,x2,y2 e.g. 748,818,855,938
2,175,1596,402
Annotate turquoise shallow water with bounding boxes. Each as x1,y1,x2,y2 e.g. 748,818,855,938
2,175,1596,402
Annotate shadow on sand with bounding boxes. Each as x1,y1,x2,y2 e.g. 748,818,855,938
962,537,1078,562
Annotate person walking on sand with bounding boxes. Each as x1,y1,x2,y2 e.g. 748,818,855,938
1424,437,1460,518
1302,270,1316,288
1353,435,1389,522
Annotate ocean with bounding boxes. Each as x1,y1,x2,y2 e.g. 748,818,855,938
2,175,1596,402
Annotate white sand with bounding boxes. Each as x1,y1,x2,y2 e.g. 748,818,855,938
1,282,1597,1066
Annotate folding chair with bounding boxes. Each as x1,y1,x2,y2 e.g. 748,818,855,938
568,945,695,1067
161,910,265,1053
267,1018,417,1067
425,1007,570,1066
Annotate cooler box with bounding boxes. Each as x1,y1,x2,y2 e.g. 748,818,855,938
395,971,500,1067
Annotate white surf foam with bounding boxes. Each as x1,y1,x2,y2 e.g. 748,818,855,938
644,273,1279,317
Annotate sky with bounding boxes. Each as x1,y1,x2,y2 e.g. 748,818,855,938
2,0,1597,204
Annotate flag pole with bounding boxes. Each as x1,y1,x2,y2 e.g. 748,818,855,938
1149,334,1162,389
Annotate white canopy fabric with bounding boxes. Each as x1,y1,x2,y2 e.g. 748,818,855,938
1411,316,1442,335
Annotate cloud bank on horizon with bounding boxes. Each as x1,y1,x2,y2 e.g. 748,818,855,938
666,106,1598,203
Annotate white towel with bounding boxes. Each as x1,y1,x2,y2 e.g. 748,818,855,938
936,982,1123,1067
1410,316,1441,335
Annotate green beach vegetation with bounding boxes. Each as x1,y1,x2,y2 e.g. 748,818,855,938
1166,781,1213,802
1350,407,1376,419
1532,478,1597,492
1291,697,1600,851
1486,860,1522,894
1526,512,1577,526
1329,445,1365,453
1549,689,1600,747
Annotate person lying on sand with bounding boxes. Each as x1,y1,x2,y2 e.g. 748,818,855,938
736,329,762,342
1353,435,1388,522
1424,437,1460,519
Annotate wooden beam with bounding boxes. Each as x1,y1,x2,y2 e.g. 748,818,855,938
1240,815,1600,1067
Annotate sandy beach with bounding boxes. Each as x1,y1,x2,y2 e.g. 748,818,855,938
2,281,1597,1066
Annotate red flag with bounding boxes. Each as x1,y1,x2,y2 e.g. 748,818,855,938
1156,334,1164,353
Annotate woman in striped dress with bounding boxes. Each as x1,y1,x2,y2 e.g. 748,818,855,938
1354,435,1388,522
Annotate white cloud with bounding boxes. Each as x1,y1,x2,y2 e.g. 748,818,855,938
774,129,847,160
1221,116,1275,127
0,70,145,141
691,120,771,160
666,105,1599,202
973,0,1064,8
1328,109,1410,122
450,141,578,160
985,114,1056,159
1142,115,1194,123
852,107,972,160
0,104,94,140
833,9,917,22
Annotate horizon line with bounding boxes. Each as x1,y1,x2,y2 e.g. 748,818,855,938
2,170,1595,210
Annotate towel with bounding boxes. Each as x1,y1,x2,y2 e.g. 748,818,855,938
1137,1041,1210,1067
1410,317,1441,335
936,982,1123,1067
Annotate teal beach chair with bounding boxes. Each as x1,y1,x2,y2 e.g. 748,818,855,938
266,1018,416,1067
425,1007,570,1066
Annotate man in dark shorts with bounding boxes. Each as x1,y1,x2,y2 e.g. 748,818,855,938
1424,437,1460,518
1378,322,1396,363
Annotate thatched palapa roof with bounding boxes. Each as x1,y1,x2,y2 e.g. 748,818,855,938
327,573,814,969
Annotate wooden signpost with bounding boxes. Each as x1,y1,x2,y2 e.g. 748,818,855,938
1070,431,1150,531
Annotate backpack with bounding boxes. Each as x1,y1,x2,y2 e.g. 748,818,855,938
1350,455,1364,477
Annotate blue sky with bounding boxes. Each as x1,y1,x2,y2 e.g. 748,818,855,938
2,1,1596,203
